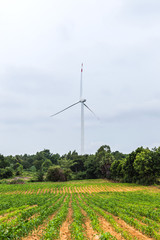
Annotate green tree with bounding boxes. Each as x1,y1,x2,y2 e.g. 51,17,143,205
112,151,127,161
0,154,9,168
58,157,76,180
42,159,52,172
84,155,97,179
122,147,144,183
95,145,115,178
36,168,44,182
15,164,23,176
110,159,124,180
134,148,160,184
50,153,60,165
30,166,37,172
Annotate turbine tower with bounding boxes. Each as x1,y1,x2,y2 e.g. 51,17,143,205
50,63,96,155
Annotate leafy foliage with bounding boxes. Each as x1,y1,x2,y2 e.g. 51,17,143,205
0,144,160,184
46,166,66,182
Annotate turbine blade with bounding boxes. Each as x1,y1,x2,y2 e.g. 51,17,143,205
83,103,99,120
50,101,80,117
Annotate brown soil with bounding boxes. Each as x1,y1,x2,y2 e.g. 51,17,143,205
22,211,57,240
72,185,152,193
69,187,72,194
62,188,64,194
4,185,160,195
0,205,37,221
98,215,124,240
76,194,101,239
53,188,56,194
81,208,100,240
22,197,65,240
79,193,153,240
37,189,41,194
60,199,72,240
43,189,47,194
80,186,85,193
87,187,93,194
40,189,44,194
113,215,153,240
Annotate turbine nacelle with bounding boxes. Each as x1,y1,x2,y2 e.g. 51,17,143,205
80,99,86,103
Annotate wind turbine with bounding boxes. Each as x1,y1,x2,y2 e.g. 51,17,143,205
50,64,97,155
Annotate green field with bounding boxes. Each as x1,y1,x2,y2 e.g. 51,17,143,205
0,180,160,240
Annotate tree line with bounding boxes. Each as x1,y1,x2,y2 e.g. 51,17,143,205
0,145,160,185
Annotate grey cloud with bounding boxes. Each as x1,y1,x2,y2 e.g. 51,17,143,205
0,1,160,155
102,101,160,123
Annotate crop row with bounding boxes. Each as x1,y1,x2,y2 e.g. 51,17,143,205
0,185,160,239
0,194,63,239
82,192,160,239
0,180,149,194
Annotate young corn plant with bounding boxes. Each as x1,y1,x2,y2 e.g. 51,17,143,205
70,193,87,240
41,195,70,240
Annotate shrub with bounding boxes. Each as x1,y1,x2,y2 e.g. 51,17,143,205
0,167,13,179
8,179,25,184
46,166,66,182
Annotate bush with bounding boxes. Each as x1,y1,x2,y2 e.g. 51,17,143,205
73,171,87,180
8,179,25,184
0,167,13,179
46,166,66,182
0,179,8,184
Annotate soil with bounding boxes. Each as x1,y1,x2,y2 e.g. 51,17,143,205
98,215,124,240
5,184,160,195
78,192,154,240
22,197,66,240
22,212,56,240
60,199,72,240
113,215,153,240
81,208,100,240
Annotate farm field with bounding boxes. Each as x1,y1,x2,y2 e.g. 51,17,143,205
0,179,160,240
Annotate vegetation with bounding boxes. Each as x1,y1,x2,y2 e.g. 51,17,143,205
0,180,160,239
0,145,160,185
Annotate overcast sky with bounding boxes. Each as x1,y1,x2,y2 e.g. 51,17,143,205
0,0,160,156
